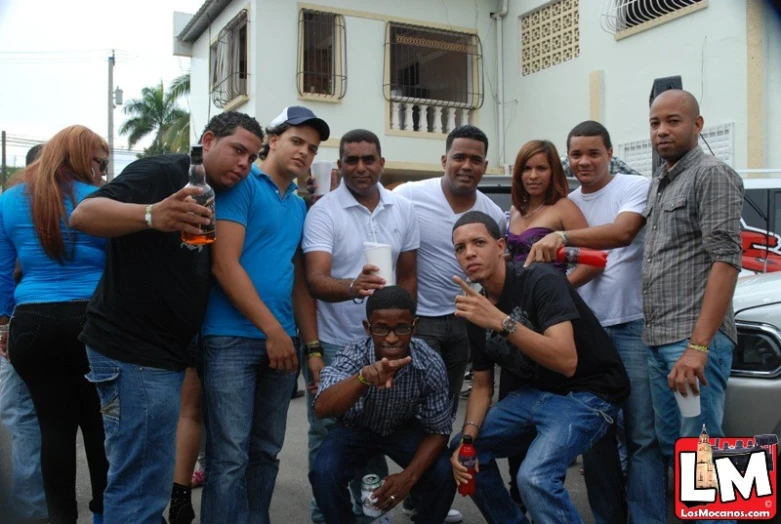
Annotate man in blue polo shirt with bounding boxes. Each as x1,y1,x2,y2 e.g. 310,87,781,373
200,107,328,523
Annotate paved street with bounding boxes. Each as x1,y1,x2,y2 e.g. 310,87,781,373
0,373,738,524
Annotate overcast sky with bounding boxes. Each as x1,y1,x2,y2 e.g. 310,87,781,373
0,0,203,171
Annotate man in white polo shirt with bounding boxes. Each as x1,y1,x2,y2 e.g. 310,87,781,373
302,129,419,524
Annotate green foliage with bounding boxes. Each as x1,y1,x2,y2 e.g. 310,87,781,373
120,72,191,157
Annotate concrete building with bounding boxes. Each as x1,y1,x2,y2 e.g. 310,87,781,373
174,0,781,181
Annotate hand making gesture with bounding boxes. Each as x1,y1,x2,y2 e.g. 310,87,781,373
453,276,505,332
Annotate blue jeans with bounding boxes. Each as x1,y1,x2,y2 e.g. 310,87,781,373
584,319,666,524
648,330,735,524
451,387,617,524
0,357,47,521
86,347,184,524
415,315,470,415
201,335,298,524
311,422,456,524
303,341,388,523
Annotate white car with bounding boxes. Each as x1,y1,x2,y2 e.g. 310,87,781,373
723,271,781,446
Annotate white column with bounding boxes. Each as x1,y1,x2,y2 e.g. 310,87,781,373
391,102,401,130
460,108,471,126
446,108,457,132
419,104,429,132
404,104,414,131
433,106,443,133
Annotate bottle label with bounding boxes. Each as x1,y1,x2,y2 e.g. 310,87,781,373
198,195,216,235
459,455,477,469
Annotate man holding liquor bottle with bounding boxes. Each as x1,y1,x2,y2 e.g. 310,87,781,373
199,106,327,523
69,111,264,524
310,286,456,524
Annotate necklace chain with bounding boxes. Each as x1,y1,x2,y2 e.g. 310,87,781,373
521,203,545,219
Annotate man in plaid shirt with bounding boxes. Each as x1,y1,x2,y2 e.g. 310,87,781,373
309,286,456,524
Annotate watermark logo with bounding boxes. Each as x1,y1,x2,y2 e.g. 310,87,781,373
675,425,777,520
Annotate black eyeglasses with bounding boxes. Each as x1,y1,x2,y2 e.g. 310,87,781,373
93,157,109,172
366,323,415,336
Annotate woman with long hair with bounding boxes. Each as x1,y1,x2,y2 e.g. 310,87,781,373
0,125,109,524
507,139,598,284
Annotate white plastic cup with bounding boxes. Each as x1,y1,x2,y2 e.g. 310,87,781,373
674,380,701,418
311,160,333,196
363,242,394,285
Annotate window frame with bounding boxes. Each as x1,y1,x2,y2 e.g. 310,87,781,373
296,8,347,101
610,0,708,40
382,21,483,111
209,9,249,109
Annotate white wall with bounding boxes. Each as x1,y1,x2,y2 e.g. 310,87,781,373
763,2,781,169
502,0,752,169
188,0,501,172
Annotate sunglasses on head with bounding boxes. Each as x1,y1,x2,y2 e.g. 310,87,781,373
93,157,109,173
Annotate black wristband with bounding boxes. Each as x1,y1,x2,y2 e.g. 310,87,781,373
305,343,324,356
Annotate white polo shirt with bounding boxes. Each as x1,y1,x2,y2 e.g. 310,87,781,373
394,177,505,317
302,181,420,346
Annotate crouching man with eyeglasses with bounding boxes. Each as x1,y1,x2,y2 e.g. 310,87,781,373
310,286,457,524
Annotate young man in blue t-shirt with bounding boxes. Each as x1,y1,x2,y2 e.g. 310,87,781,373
199,106,328,523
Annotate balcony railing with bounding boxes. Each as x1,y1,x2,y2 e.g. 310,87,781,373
388,95,473,135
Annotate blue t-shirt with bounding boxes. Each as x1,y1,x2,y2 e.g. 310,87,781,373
202,167,306,339
0,182,106,315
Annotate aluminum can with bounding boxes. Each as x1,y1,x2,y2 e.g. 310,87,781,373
361,473,383,517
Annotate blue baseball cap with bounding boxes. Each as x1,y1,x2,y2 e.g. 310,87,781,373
269,106,330,141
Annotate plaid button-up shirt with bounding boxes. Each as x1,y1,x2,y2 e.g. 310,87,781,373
641,147,743,346
316,337,453,436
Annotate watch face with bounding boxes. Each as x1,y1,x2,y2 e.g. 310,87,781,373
502,317,517,333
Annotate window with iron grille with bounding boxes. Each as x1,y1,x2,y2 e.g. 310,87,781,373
210,10,248,108
297,9,347,99
383,23,483,109
600,0,706,36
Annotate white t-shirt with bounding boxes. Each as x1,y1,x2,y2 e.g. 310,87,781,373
569,174,650,327
394,177,505,317
302,182,420,346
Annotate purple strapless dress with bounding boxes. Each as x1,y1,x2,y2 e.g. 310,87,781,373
506,226,568,273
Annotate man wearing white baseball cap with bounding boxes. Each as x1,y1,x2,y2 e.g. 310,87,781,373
200,106,327,523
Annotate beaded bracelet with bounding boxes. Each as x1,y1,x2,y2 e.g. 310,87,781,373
357,370,372,386
307,352,322,359
688,342,709,353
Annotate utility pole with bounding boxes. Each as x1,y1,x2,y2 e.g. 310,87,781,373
108,50,115,181
1,131,7,189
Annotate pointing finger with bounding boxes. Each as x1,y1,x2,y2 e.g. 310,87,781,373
453,276,476,295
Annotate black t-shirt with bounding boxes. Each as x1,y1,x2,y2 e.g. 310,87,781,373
468,263,630,405
79,154,212,371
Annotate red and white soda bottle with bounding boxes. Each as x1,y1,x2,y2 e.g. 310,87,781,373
457,435,477,497
556,246,608,268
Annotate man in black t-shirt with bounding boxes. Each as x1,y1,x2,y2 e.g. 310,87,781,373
448,211,630,524
69,111,264,524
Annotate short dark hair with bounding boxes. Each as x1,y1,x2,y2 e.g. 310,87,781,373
445,125,488,155
452,210,501,240
200,111,264,144
339,129,382,158
567,120,612,151
366,286,417,318
258,122,292,161
26,144,43,166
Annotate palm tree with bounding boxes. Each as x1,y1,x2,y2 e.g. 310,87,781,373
118,80,187,156
165,72,191,153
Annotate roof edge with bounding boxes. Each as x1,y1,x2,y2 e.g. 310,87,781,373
177,0,231,43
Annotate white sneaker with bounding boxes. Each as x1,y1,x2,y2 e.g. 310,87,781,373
401,507,463,523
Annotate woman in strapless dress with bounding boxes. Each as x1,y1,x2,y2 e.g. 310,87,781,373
501,139,602,506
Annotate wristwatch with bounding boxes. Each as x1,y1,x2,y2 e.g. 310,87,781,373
498,316,518,337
